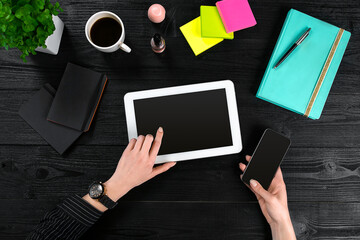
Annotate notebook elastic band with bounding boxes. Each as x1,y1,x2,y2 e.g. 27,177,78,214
304,28,344,117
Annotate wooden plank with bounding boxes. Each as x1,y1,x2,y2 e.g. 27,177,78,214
0,200,269,240
0,1,358,90
85,202,360,240
0,57,358,93
1,200,360,240
1,146,360,202
1,89,359,147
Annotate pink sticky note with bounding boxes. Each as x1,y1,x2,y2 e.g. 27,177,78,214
216,0,257,33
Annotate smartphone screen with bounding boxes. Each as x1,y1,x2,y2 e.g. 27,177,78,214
242,129,291,190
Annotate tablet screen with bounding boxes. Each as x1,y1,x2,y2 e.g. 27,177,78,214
134,89,233,155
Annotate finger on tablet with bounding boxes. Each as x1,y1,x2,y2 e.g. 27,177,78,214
245,155,251,162
141,134,154,153
150,127,163,158
134,135,145,151
125,138,137,152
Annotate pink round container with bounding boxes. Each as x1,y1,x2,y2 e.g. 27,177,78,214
148,4,166,23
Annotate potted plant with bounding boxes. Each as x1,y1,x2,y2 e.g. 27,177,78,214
0,0,63,62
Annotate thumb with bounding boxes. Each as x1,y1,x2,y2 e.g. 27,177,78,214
150,162,176,178
250,179,272,201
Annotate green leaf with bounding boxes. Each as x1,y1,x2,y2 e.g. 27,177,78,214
24,15,38,28
0,24,6,32
32,0,45,10
22,23,35,32
36,9,51,25
16,0,31,8
14,8,24,19
4,12,14,21
47,2,53,10
15,4,34,20
36,26,46,35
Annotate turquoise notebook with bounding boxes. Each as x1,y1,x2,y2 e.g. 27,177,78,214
256,9,351,119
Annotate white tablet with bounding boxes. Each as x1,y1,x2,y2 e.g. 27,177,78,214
124,80,242,164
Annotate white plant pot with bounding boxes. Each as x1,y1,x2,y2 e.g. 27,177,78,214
35,16,64,55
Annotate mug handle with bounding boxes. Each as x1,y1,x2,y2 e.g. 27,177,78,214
119,43,131,53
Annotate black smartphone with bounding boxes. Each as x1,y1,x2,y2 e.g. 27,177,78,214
242,129,291,190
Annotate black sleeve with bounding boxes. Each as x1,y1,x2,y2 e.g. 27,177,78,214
27,195,103,240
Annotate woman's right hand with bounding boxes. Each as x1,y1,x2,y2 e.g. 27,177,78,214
84,127,176,212
239,155,296,240
105,127,176,202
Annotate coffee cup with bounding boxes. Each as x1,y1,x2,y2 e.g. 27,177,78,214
85,11,131,53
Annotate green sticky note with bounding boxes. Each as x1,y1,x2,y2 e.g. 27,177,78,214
200,6,234,39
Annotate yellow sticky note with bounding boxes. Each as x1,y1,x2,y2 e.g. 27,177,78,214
180,17,224,56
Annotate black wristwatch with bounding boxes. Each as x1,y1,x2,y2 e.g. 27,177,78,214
88,181,118,209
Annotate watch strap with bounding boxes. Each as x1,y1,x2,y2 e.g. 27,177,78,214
99,195,118,209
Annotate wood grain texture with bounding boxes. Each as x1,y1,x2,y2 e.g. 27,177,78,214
1,200,360,240
0,0,359,239
1,91,360,147
1,146,360,202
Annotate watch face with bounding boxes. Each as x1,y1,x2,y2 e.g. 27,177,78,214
89,182,104,199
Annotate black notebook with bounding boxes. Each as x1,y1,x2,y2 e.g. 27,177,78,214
47,63,107,132
18,84,82,154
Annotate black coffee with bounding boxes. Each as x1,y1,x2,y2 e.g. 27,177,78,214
90,17,122,47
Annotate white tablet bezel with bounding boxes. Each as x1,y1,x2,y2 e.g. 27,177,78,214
124,80,242,164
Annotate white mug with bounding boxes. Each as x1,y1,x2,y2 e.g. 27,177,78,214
85,11,131,53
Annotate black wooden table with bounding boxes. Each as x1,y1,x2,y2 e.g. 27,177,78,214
1,0,359,239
